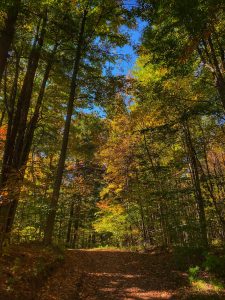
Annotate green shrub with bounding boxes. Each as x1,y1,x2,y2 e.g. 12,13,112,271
188,266,200,282
203,253,225,276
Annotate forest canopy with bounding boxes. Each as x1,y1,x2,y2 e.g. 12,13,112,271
0,0,224,254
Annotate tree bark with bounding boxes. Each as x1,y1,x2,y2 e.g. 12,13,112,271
66,201,74,245
1,13,47,184
0,0,21,86
72,200,82,248
197,122,225,235
43,11,87,245
143,133,169,246
0,13,48,251
199,36,225,111
21,42,58,165
207,36,225,110
183,121,208,248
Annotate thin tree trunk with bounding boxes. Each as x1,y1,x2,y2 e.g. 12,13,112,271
0,109,5,127
44,11,87,245
198,123,225,234
143,133,169,246
207,36,225,110
66,201,74,245
72,200,82,248
183,121,208,248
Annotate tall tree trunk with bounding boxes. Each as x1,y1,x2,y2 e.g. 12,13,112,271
199,36,225,111
207,36,225,110
143,133,169,246
134,170,148,246
11,13,47,168
0,13,48,250
183,121,208,248
197,122,225,235
72,200,82,248
66,201,74,245
1,13,47,184
4,37,56,237
0,109,5,126
0,0,21,86
44,11,87,245
21,42,58,165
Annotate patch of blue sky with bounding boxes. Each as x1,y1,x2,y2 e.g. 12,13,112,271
79,0,147,117
112,18,147,76
76,106,106,118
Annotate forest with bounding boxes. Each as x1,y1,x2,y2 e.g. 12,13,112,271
0,0,225,299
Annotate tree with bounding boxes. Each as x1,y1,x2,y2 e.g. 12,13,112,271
0,0,80,249
0,0,21,86
43,0,133,244
137,0,225,110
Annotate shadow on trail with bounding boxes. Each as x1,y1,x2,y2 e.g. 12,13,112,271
74,250,188,300
37,249,225,300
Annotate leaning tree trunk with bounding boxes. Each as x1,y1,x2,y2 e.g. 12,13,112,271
0,13,48,250
43,11,87,245
197,122,225,235
207,35,225,111
5,42,57,237
0,0,21,86
198,34,225,111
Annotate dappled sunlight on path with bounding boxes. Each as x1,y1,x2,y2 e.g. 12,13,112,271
37,249,225,300
76,250,184,300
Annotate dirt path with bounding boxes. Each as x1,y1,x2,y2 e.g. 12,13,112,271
36,249,224,300
73,250,186,300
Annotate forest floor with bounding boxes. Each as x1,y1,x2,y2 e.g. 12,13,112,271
37,249,225,300
0,243,64,300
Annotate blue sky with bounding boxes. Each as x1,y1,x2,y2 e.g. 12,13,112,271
113,0,147,76
79,1,147,116
113,18,146,76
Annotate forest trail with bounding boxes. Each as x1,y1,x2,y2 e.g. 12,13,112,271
36,249,199,300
